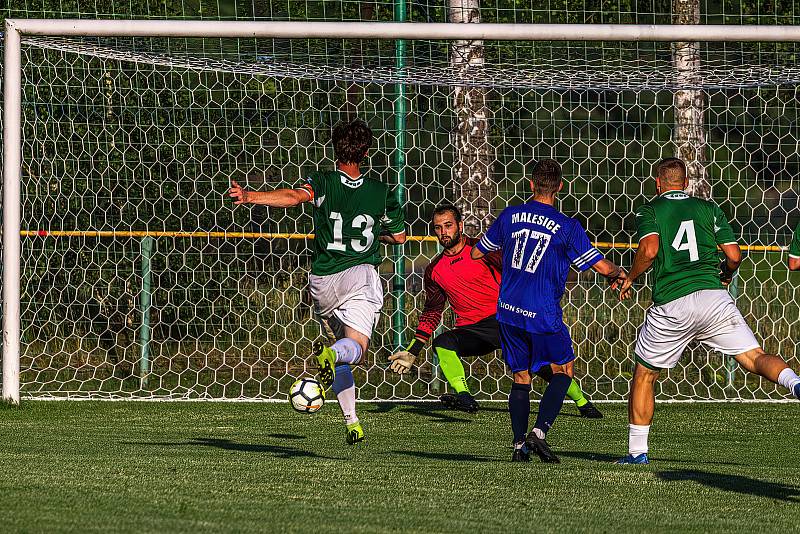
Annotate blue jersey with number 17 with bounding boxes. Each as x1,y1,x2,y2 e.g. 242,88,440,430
475,200,603,334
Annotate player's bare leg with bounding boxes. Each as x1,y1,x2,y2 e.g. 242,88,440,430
734,348,800,399
617,362,659,464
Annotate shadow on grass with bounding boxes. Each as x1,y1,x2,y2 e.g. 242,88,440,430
392,450,493,462
370,403,473,423
368,402,582,419
124,438,337,459
656,470,800,502
267,433,306,440
559,450,743,467
558,450,621,463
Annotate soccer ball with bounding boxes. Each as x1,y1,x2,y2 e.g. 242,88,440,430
289,377,325,413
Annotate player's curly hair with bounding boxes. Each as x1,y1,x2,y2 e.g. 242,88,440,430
332,119,373,165
432,203,462,223
530,159,563,196
656,157,687,185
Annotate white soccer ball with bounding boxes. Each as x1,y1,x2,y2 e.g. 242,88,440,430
289,377,325,413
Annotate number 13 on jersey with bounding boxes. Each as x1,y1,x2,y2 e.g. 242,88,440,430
326,211,375,253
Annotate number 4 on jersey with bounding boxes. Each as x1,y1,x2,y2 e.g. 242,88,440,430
672,220,699,261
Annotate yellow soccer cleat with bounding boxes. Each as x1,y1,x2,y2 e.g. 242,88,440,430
313,341,336,390
345,421,365,445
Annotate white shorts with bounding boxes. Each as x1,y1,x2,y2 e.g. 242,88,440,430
308,264,383,340
635,289,760,369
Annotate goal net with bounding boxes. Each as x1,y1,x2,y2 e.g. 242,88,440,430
5,22,800,401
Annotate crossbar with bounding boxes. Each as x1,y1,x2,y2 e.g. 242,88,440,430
8,19,800,41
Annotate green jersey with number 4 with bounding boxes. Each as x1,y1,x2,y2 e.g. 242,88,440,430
297,170,405,276
789,221,800,260
635,190,736,306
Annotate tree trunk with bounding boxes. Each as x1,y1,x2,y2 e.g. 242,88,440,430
673,0,709,199
449,0,495,236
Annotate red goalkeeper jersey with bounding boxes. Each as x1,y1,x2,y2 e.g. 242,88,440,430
414,237,501,343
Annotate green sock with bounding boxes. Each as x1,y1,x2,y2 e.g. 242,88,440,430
435,347,469,394
566,379,588,407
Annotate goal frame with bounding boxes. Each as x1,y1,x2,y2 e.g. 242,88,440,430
5,19,800,404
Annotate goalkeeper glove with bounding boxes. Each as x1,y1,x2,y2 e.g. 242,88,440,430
719,259,737,286
388,339,424,374
388,351,416,374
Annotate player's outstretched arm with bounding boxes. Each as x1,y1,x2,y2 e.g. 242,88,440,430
590,259,627,291
379,230,407,244
719,242,742,285
619,234,659,300
787,223,800,271
228,180,310,208
388,264,446,374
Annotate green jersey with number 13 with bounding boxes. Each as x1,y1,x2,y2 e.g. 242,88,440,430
635,190,737,306
297,170,405,276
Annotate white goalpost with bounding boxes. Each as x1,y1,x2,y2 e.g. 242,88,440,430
5,19,800,404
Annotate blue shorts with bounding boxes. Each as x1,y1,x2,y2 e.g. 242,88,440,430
498,321,576,373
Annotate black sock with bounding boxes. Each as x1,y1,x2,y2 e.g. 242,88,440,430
533,373,572,436
508,382,532,443
535,364,554,383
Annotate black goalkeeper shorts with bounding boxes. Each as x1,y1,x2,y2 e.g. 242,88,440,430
431,315,500,357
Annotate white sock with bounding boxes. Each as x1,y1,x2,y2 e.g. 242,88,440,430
336,385,359,426
777,368,800,392
532,427,545,440
629,424,650,456
331,337,363,365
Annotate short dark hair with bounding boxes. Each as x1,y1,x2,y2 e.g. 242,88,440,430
656,157,687,185
530,159,563,196
332,119,373,165
432,203,462,223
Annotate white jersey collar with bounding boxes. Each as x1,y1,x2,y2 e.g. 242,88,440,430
661,190,689,199
338,170,363,188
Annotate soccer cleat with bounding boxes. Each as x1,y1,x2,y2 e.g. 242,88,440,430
345,421,365,445
313,341,336,390
511,442,531,462
525,431,560,463
794,383,800,400
439,392,480,414
577,401,604,419
615,453,650,465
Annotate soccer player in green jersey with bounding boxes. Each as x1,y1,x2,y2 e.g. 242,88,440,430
229,119,406,444
788,221,800,271
616,158,800,464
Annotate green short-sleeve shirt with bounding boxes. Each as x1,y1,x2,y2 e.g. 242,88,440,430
789,221,800,259
297,170,405,276
635,191,736,306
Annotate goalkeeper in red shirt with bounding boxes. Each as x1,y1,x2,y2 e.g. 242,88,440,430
389,204,602,417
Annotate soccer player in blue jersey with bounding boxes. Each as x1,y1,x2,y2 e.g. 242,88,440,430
472,159,626,463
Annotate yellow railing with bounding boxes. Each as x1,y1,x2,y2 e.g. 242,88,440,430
19,230,787,252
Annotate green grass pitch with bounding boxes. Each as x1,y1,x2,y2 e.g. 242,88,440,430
1,401,798,532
